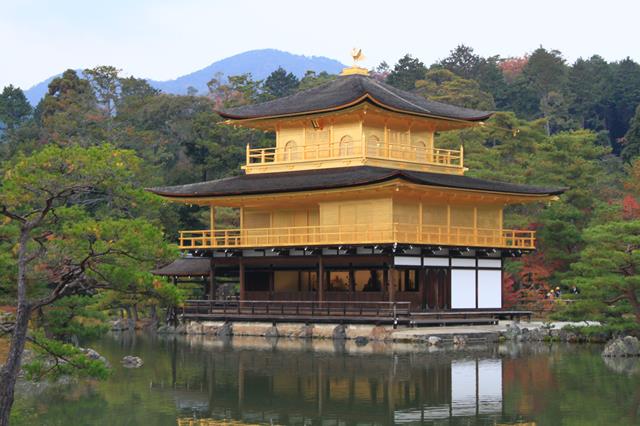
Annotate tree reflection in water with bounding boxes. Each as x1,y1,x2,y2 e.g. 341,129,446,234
10,334,640,426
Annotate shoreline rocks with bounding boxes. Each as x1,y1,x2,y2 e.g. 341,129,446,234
148,319,625,347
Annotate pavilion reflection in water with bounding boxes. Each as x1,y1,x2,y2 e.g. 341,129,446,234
156,338,506,425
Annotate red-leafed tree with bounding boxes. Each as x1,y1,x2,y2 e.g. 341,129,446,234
499,56,529,83
622,195,640,220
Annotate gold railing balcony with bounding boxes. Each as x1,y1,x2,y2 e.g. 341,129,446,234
178,223,535,250
244,140,464,174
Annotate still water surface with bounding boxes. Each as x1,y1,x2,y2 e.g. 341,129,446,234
12,333,640,425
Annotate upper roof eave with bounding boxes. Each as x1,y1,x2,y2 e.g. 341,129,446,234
216,74,493,124
217,95,493,124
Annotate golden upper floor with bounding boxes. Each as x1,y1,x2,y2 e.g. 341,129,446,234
242,105,465,175
219,74,492,175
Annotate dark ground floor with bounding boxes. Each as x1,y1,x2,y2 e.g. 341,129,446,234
155,247,510,312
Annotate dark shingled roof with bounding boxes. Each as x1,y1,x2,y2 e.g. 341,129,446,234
152,258,211,276
148,166,565,198
218,74,492,122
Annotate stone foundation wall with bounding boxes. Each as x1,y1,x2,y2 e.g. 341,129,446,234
153,320,618,345
159,321,395,342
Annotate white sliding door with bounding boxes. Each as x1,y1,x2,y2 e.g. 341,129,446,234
451,269,476,309
478,270,502,308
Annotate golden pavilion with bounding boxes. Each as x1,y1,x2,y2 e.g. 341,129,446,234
150,63,563,316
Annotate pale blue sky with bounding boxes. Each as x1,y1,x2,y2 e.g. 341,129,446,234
2,0,638,89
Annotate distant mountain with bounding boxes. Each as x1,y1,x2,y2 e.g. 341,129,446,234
24,49,345,105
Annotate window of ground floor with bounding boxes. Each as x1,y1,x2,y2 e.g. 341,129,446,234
327,270,384,292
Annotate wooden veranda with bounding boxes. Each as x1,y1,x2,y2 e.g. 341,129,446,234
180,299,532,326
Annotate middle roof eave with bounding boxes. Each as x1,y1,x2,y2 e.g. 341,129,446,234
147,166,566,199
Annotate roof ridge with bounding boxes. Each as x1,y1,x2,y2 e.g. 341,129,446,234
367,78,433,115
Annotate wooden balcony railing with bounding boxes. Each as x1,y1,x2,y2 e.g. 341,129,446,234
245,140,464,169
181,300,412,320
178,223,535,250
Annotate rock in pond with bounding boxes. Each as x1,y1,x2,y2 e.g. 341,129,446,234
602,336,640,357
121,356,144,368
452,335,467,346
111,318,134,332
81,348,110,367
427,336,442,346
354,336,369,346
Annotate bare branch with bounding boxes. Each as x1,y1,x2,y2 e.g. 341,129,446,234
605,294,629,305
0,205,26,223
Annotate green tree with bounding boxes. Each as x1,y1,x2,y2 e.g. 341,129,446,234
603,58,640,152
386,54,427,90
567,55,612,130
500,75,541,120
563,220,640,325
183,109,271,182
37,295,108,341
475,57,510,107
439,44,483,80
207,73,262,108
0,86,31,130
621,104,640,162
0,144,175,424
83,65,121,119
539,91,576,135
117,76,159,112
415,68,495,110
297,70,336,90
37,69,104,146
262,67,299,99
523,47,568,96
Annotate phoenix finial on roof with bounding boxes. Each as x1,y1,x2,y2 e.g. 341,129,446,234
351,48,365,65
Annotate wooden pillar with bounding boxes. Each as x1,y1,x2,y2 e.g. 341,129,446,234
208,259,216,300
383,266,389,298
418,201,423,242
318,255,325,302
349,266,355,293
427,131,434,163
418,268,426,311
209,205,216,246
447,204,452,244
239,257,246,301
269,267,275,300
388,268,398,302
473,207,478,245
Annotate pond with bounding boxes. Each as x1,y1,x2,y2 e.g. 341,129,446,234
11,333,640,425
